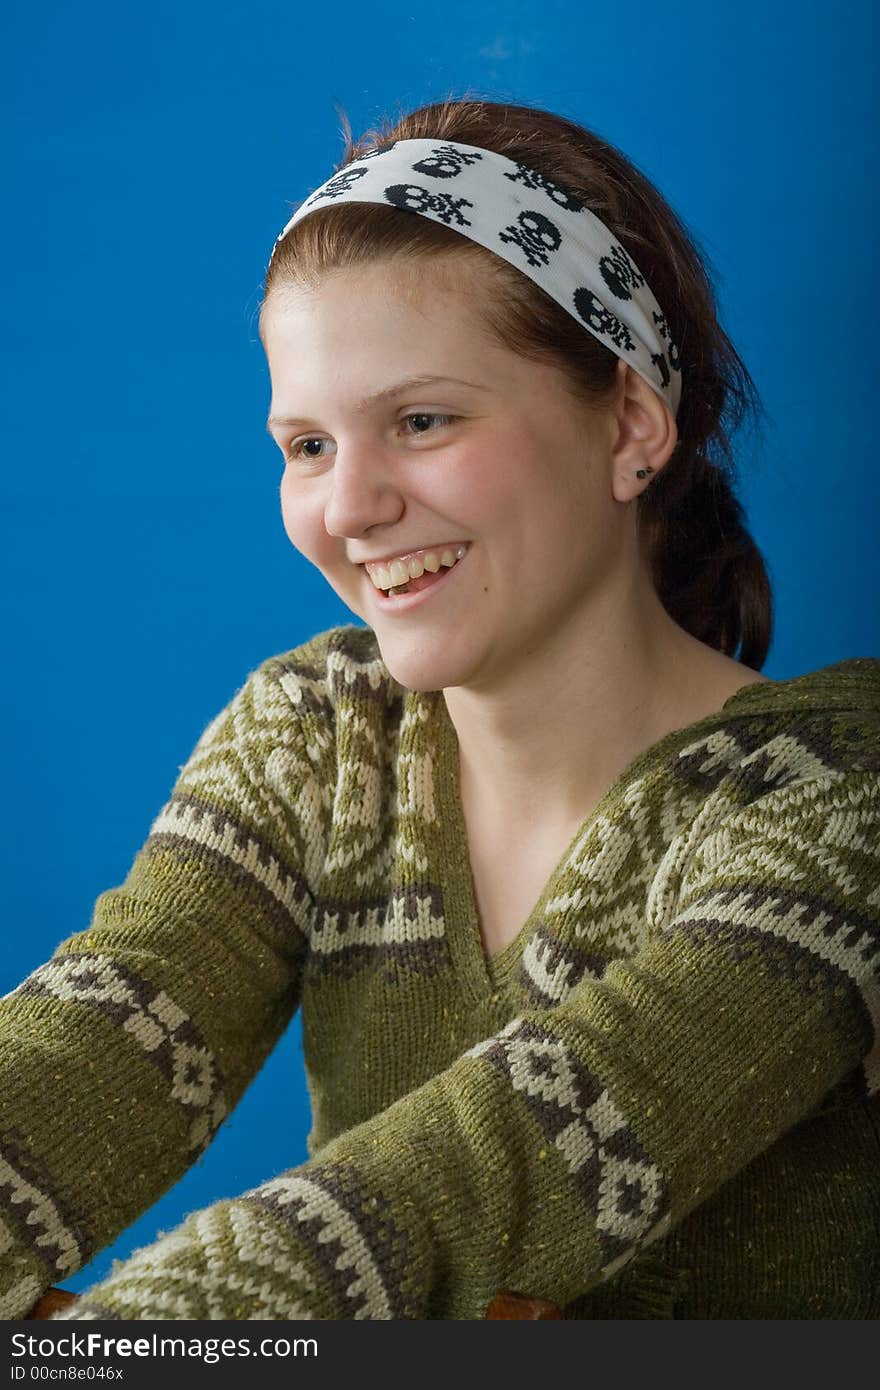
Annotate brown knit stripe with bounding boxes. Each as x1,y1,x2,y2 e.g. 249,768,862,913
142,832,310,944
307,884,452,981
465,1017,671,1276
671,721,788,794
245,1163,422,1318
272,656,327,686
326,640,403,709
306,938,451,986
274,642,400,718
144,793,315,940
669,882,880,977
730,728,845,791
15,955,229,1155
671,721,837,799
666,884,879,1088
674,713,880,797
519,922,609,1008
0,1136,84,1283
276,664,338,719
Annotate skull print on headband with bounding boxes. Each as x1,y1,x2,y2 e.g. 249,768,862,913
271,138,682,418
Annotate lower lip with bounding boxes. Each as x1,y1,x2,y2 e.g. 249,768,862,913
366,551,469,613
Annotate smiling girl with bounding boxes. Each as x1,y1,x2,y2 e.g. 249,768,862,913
3,98,879,1321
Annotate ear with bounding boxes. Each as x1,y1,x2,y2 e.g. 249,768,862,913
608,360,678,503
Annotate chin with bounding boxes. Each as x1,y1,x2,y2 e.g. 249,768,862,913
373,633,477,694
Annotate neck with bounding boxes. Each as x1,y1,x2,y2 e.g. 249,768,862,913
442,567,744,832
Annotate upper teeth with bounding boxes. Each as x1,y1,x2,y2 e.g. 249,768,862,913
367,545,467,591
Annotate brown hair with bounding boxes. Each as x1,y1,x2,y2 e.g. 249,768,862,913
264,97,773,670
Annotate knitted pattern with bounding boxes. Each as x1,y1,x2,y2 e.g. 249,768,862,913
2,625,879,1320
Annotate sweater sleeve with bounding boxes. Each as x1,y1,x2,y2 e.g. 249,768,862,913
0,655,322,1319
51,762,880,1320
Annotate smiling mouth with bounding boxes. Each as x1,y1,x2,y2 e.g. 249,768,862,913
366,544,469,597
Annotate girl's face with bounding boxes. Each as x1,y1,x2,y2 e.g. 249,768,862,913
262,257,626,694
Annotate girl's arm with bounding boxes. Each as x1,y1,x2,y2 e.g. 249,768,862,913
0,653,325,1319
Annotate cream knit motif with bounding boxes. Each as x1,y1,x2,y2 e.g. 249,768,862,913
2,625,879,1320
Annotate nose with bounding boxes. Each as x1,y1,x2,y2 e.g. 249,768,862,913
322,441,405,539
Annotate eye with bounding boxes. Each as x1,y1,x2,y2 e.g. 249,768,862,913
402,412,456,435
285,436,336,464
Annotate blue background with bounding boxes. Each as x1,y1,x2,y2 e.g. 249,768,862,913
3,0,878,1293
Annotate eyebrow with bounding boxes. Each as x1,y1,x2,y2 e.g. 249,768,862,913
265,375,485,434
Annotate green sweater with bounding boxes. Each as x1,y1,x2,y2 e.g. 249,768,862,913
2,625,879,1320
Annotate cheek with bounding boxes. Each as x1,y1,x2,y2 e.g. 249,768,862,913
440,437,521,518
280,475,335,566
450,436,538,530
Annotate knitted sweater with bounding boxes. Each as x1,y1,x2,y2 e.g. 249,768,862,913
2,625,879,1321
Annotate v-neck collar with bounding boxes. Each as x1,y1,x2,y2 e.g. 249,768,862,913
422,671,815,1001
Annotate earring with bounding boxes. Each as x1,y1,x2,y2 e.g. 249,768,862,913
635,467,655,480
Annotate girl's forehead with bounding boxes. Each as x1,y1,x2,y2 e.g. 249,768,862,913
259,258,591,414
262,269,512,380
263,253,494,323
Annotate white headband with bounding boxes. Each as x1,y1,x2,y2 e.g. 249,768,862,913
271,138,682,418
